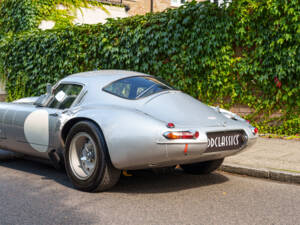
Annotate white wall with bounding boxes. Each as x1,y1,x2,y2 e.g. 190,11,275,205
74,5,128,25
39,4,128,30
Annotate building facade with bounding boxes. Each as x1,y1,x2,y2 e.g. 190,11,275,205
118,0,230,15
122,0,204,16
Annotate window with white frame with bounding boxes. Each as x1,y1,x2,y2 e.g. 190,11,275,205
210,0,232,7
171,0,186,7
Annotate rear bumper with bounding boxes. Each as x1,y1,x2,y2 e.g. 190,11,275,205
113,123,258,170
120,135,257,170
157,136,257,168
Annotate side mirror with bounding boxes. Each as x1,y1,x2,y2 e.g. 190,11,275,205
34,83,52,107
34,94,47,107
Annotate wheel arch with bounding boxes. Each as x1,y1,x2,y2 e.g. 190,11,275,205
61,117,113,159
61,117,98,146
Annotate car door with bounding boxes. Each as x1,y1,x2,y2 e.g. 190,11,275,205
0,104,9,147
3,103,60,158
4,82,84,158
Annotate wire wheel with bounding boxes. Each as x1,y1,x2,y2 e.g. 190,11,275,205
69,132,98,180
65,121,121,192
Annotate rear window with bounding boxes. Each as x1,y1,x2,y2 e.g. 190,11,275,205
103,76,173,100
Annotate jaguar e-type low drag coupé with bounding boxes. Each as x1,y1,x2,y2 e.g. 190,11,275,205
0,70,257,192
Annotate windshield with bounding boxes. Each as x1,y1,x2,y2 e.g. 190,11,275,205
103,76,174,100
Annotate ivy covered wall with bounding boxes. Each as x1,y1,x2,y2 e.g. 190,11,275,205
0,0,108,33
0,0,299,135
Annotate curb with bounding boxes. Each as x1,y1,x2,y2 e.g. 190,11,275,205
220,163,300,185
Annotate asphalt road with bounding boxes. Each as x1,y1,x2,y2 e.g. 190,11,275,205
0,159,299,225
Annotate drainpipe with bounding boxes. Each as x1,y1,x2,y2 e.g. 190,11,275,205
150,0,153,12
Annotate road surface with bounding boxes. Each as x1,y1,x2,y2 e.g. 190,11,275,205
0,159,299,225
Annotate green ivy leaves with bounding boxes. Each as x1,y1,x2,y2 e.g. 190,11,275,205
0,0,299,135
0,0,105,33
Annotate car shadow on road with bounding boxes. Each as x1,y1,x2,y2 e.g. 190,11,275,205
110,169,229,194
0,158,72,188
1,158,229,194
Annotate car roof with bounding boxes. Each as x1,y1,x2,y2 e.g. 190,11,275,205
60,70,149,87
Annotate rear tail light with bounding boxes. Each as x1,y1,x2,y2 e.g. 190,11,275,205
251,127,258,135
163,131,199,139
167,123,175,128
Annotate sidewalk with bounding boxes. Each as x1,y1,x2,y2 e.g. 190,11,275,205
221,137,300,184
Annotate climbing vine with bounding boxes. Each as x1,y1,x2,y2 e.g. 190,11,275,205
0,0,299,135
0,0,105,33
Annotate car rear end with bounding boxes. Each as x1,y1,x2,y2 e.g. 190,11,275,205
152,122,257,168
138,90,258,168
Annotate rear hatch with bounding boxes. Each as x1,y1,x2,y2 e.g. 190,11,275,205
138,91,229,128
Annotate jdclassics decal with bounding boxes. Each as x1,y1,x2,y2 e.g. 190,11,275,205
207,135,240,148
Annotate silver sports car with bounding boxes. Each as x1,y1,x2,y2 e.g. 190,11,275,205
0,70,257,192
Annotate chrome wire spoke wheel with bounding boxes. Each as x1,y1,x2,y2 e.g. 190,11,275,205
69,132,98,180
65,121,120,192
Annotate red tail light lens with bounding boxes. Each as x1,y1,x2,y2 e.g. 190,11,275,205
163,131,199,139
167,123,175,128
251,127,258,135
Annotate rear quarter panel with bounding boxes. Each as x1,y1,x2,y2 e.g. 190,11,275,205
70,105,168,169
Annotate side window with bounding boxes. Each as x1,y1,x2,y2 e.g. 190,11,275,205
103,76,173,100
104,81,131,99
47,84,83,109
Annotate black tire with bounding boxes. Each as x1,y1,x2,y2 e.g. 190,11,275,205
181,158,224,175
65,121,120,192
